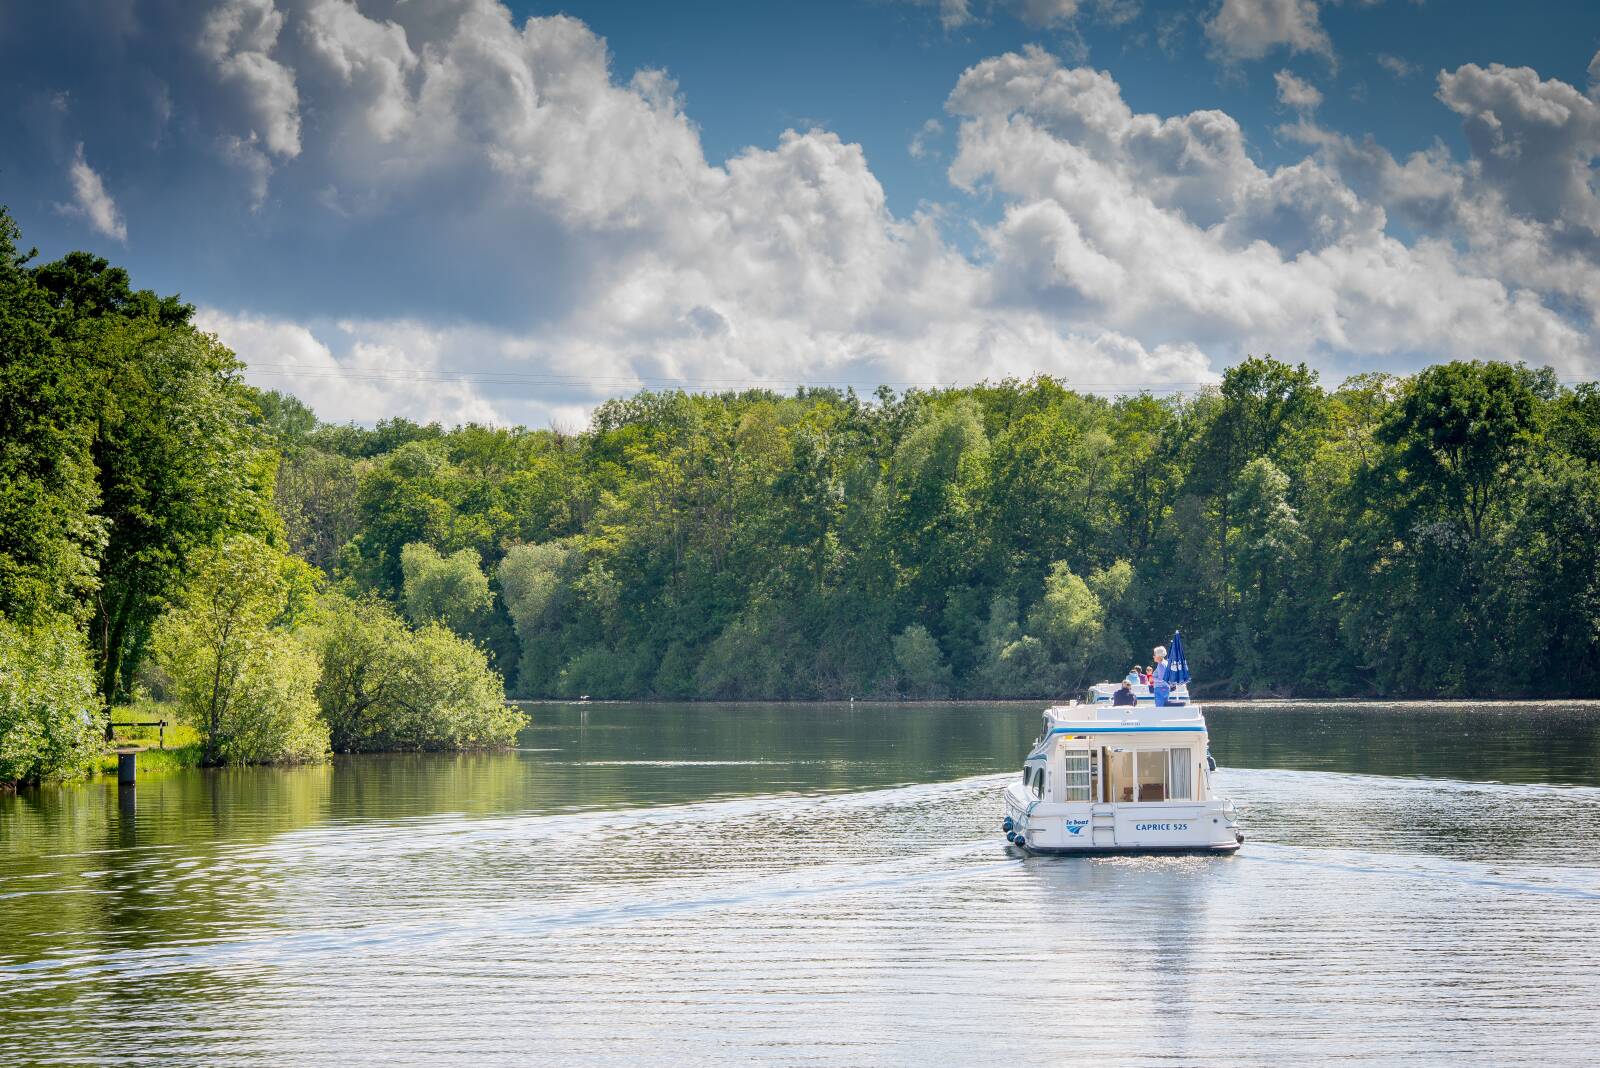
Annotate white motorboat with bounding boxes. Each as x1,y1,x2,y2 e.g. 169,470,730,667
1001,677,1244,855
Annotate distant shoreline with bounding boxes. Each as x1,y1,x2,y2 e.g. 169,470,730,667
511,696,1600,708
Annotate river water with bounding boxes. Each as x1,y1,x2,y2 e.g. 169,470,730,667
2,701,1598,1066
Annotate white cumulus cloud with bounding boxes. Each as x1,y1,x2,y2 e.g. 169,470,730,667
1377,53,1417,80
1274,69,1323,111
946,47,1588,371
1204,0,1331,63
910,118,945,159
198,0,301,157
197,309,506,426
1436,61,1600,234
40,1,1598,426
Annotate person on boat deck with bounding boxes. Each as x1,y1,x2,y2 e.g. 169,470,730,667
1139,665,1152,685
1113,680,1138,706
1151,645,1171,706
1124,667,1142,685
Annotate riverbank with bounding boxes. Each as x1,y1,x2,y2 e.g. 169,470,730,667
95,701,203,781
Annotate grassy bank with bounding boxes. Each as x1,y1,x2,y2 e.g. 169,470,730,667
97,701,202,780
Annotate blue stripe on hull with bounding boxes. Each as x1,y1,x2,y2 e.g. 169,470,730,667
1048,725,1205,734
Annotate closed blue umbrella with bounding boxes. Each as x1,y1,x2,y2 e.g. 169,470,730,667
1164,626,1190,684
1160,630,1190,686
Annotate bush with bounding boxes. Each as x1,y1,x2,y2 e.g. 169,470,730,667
0,615,102,785
694,612,791,698
311,593,522,751
653,642,697,699
557,645,629,699
892,624,952,698
150,536,329,765
175,631,327,765
401,624,524,748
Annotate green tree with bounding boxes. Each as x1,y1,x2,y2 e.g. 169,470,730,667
346,441,459,596
498,540,577,693
0,614,102,786
14,246,280,702
0,211,105,626
892,624,953,698
150,536,327,765
89,325,280,701
400,542,492,633
971,593,1023,696
1226,457,1304,691
251,388,319,446
888,398,989,625
273,446,362,574
1360,361,1541,690
309,593,414,752
1378,361,1538,545
398,623,523,749
45,332,1580,705
1027,561,1105,691
985,411,1085,582
1512,456,1600,695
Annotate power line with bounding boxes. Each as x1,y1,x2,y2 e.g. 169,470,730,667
241,361,1599,397
241,362,1216,395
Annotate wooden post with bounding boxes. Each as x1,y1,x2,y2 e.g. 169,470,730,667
117,749,137,786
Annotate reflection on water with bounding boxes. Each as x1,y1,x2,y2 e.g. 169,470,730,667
2,701,1598,1066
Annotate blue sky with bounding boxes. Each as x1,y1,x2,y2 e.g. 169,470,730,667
3,0,1598,425
550,0,1597,212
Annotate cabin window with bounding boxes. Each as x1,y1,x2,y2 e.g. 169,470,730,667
1031,767,1046,799
1135,751,1167,802
1110,750,1134,802
1061,751,1091,801
1168,748,1193,801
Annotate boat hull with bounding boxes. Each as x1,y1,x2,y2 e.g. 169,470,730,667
1003,785,1242,853
1014,841,1241,856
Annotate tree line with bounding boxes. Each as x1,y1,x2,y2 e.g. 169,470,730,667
0,211,518,786
269,328,1600,706
5,211,1600,781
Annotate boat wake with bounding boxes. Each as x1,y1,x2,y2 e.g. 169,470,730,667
5,768,1599,993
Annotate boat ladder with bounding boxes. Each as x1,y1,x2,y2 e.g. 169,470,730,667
1091,809,1116,847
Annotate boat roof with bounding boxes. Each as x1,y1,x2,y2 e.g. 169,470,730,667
1042,701,1208,736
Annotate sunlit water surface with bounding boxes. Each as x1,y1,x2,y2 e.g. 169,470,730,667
3,701,1599,1066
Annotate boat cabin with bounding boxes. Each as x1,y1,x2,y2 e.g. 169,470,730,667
1023,703,1208,805
1003,696,1241,854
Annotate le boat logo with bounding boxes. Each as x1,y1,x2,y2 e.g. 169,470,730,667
1135,822,1190,832
1065,819,1089,836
